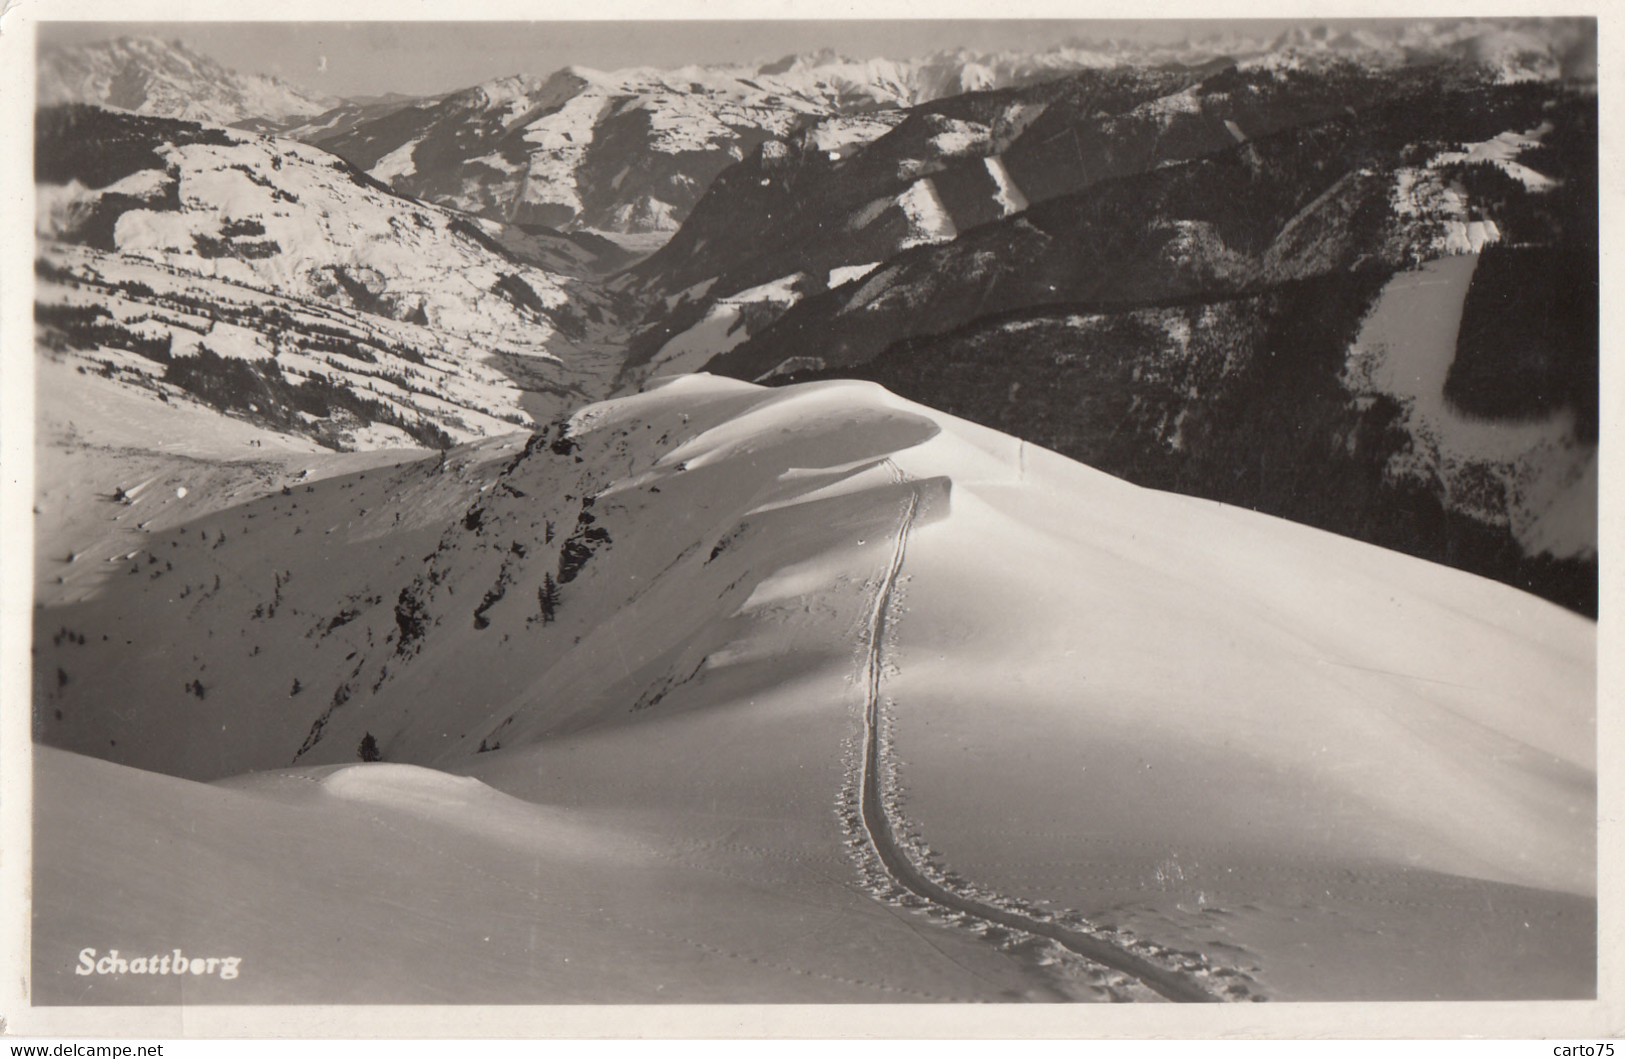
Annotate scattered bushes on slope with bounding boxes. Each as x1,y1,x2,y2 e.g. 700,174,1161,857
192,233,283,260
35,302,173,361
159,345,455,450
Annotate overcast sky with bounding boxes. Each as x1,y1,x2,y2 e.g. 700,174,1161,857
35,19,1416,99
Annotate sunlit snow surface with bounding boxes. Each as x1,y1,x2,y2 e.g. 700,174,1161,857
33,375,1593,1004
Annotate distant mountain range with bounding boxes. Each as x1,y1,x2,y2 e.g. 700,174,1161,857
39,21,1596,234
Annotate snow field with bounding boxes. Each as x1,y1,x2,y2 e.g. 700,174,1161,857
32,374,1594,1002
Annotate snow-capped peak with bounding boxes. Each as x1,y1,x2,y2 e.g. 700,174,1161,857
38,35,337,125
449,74,546,113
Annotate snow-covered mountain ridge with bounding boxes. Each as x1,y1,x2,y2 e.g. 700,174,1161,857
31,373,1594,1002
42,21,1587,235
304,18,1591,234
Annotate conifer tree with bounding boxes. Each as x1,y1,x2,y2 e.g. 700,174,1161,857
539,573,559,624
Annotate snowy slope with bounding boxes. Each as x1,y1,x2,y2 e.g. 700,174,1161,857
33,375,1594,1002
36,106,636,444
31,744,1050,1004
37,114,603,353
1341,255,1594,560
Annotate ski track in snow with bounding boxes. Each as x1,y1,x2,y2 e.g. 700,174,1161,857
849,461,1228,1004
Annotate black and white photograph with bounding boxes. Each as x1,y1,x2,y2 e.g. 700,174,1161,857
0,0,1613,1038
